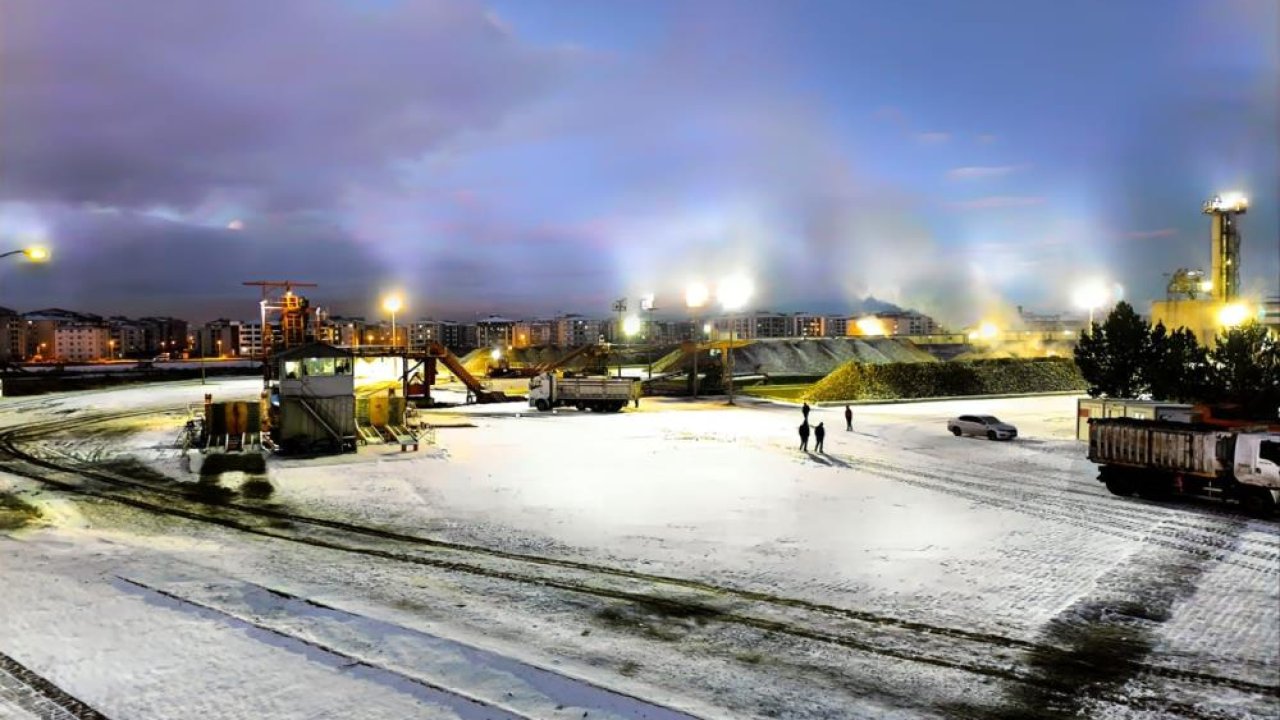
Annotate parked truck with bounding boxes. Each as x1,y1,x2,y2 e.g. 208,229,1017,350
1088,417,1280,516
528,372,639,412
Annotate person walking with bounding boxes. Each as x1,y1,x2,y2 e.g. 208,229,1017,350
844,405,853,432
814,422,826,453
799,420,810,452
802,402,810,422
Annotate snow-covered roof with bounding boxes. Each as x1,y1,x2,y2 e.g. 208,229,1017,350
273,342,353,361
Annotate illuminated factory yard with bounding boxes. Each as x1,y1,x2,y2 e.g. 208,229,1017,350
2,3,1278,720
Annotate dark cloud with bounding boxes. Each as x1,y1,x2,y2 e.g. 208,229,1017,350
0,0,566,212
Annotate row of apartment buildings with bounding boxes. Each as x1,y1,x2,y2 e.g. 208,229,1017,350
0,307,188,364
190,310,947,358
0,304,948,364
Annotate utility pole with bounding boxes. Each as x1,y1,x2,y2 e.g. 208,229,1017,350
641,294,656,379
613,298,627,378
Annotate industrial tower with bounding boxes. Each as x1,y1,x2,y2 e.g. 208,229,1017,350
1150,193,1252,346
1202,194,1247,302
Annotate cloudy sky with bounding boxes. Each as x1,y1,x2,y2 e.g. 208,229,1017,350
0,0,1276,325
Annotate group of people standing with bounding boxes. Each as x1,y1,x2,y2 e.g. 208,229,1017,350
798,402,852,453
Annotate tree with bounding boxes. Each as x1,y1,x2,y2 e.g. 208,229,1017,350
1074,301,1152,398
1147,323,1211,402
1207,320,1280,418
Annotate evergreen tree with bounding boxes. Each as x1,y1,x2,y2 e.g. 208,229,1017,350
1073,301,1151,398
1146,323,1210,402
1207,320,1280,417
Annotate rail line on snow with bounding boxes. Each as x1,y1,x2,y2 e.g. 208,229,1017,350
2,410,1277,715
0,651,111,720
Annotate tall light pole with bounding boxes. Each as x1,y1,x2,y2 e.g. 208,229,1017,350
1073,281,1110,336
717,275,753,406
611,298,627,378
383,295,404,349
685,282,709,398
640,293,656,379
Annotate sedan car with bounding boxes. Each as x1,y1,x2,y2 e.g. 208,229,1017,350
947,414,1018,441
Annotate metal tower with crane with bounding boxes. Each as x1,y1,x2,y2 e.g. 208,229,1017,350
244,280,320,357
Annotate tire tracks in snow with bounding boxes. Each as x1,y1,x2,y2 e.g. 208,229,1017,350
839,455,1280,574
3,411,1278,717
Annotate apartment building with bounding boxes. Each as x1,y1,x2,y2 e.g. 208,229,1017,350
476,316,515,349
554,315,605,347
54,323,111,362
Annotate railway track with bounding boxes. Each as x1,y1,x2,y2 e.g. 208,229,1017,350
0,651,109,720
2,409,1277,718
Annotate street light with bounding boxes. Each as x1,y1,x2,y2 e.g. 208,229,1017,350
1072,281,1111,334
717,275,754,405
685,282,709,398
383,295,403,349
640,293,656,379
0,247,50,262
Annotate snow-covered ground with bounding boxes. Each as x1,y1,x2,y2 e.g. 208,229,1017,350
0,381,1276,719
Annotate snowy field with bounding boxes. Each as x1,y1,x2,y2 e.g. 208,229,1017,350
0,379,1277,719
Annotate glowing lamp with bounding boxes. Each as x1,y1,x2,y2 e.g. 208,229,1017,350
855,316,887,336
1218,303,1249,328
685,282,709,309
717,275,753,311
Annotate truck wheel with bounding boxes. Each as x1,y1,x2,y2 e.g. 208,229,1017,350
1104,474,1135,497
535,399,549,412
1241,489,1277,518
575,402,584,411
1136,482,1170,501
987,430,997,441
612,402,625,412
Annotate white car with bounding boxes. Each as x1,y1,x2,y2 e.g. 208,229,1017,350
947,414,1018,441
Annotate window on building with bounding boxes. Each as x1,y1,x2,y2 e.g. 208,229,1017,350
1259,440,1280,466
304,357,336,376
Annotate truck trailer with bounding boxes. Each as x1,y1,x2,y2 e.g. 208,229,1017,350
1088,417,1280,516
528,373,639,412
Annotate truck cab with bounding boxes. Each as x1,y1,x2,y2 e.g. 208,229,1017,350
1233,433,1280,498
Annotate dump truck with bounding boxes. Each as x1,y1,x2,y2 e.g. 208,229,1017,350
528,372,639,412
1088,417,1280,515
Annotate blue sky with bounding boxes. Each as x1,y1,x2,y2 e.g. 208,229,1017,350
0,0,1275,324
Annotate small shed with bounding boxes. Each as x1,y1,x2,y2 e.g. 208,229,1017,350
1076,398,1199,441
271,342,357,453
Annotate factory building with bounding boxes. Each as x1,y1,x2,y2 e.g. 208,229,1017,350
1150,195,1258,346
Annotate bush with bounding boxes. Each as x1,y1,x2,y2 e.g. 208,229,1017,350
240,476,275,499
804,357,1085,402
